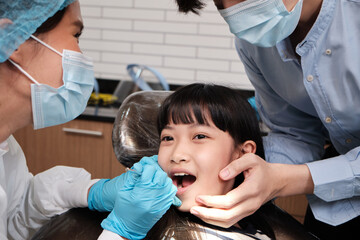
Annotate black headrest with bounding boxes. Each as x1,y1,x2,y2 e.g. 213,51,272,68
112,91,171,168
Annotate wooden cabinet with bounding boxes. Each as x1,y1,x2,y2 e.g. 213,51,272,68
275,195,308,224
13,119,126,179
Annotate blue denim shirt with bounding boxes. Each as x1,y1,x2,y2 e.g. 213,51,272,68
235,0,360,226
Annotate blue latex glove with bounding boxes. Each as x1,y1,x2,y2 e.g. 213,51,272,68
88,156,158,212
88,168,139,212
101,158,181,240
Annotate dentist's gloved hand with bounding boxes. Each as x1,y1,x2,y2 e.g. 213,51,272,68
101,158,181,240
88,155,159,212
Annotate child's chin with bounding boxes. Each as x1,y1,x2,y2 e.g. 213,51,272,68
176,200,197,212
177,205,190,212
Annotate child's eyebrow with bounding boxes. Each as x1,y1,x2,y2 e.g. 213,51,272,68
187,123,212,130
163,122,212,130
163,125,173,130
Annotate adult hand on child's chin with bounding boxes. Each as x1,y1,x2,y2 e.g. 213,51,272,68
189,153,313,228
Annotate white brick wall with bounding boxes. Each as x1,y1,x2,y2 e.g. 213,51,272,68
79,0,253,90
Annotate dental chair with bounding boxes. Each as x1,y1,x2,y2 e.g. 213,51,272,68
32,91,319,240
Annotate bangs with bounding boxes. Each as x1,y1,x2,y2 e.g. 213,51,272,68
157,84,229,135
167,102,210,126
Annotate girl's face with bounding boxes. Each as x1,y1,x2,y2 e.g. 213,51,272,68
158,117,242,212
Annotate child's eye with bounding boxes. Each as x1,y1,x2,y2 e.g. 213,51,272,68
161,136,173,142
194,134,207,140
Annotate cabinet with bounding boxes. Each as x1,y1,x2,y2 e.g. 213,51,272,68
275,195,308,224
13,119,126,179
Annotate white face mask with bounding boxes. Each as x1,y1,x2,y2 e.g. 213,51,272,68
9,35,95,129
219,0,303,47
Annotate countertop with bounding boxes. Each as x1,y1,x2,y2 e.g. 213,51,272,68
77,106,119,123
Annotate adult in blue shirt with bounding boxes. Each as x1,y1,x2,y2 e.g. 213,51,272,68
174,0,360,239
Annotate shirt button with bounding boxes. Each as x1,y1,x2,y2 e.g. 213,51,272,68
307,75,314,82
325,117,332,123
346,139,352,144
325,49,332,55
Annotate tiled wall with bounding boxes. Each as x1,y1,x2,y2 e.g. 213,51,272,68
79,0,252,90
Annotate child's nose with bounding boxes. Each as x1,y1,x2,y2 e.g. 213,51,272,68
171,141,190,164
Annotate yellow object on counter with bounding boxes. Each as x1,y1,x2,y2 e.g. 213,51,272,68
88,93,118,106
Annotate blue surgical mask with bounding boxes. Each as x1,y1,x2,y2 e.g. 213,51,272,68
9,35,94,129
219,0,303,47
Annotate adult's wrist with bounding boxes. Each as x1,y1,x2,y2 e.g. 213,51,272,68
88,178,110,211
273,163,314,197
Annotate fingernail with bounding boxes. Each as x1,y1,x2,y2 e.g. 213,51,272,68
220,168,230,179
190,208,199,215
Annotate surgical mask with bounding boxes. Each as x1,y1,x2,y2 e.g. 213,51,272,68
9,35,94,129
219,0,303,47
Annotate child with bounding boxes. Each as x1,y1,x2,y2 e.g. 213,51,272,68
145,83,273,239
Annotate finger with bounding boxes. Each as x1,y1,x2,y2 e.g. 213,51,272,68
131,161,144,173
190,202,256,228
139,155,160,168
123,170,141,187
152,168,168,186
173,196,182,207
190,206,244,228
140,164,157,184
219,154,257,180
195,185,252,209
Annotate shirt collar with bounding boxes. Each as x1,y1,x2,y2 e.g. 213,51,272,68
0,139,9,158
276,0,336,59
296,0,336,56
276,38,298,62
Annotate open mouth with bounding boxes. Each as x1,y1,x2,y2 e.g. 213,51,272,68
172,173,196,190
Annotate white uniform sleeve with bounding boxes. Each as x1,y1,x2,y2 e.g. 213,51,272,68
32,166,99,217
4,135,100,240
7,166,99,240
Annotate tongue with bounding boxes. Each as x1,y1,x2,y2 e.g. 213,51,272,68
182,175,196,187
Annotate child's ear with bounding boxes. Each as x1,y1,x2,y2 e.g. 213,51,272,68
232,140,257,160
238,140,257,156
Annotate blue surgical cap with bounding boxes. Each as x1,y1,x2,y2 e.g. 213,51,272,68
0,0,76,63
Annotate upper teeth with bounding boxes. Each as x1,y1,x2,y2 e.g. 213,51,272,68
174,173,188,176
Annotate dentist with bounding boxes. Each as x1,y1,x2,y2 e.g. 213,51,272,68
174,0,360,239
0,1,176,239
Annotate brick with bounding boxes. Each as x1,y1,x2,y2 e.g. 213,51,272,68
103,8,165,20
134,20,197,34
133,43,196,57
165,57,229,71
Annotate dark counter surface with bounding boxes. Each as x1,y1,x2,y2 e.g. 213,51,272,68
77,106,118,123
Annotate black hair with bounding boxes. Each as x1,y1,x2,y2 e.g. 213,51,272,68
174,0,206,14
147,84,273,239
157,83,264,159
34,8,66,35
